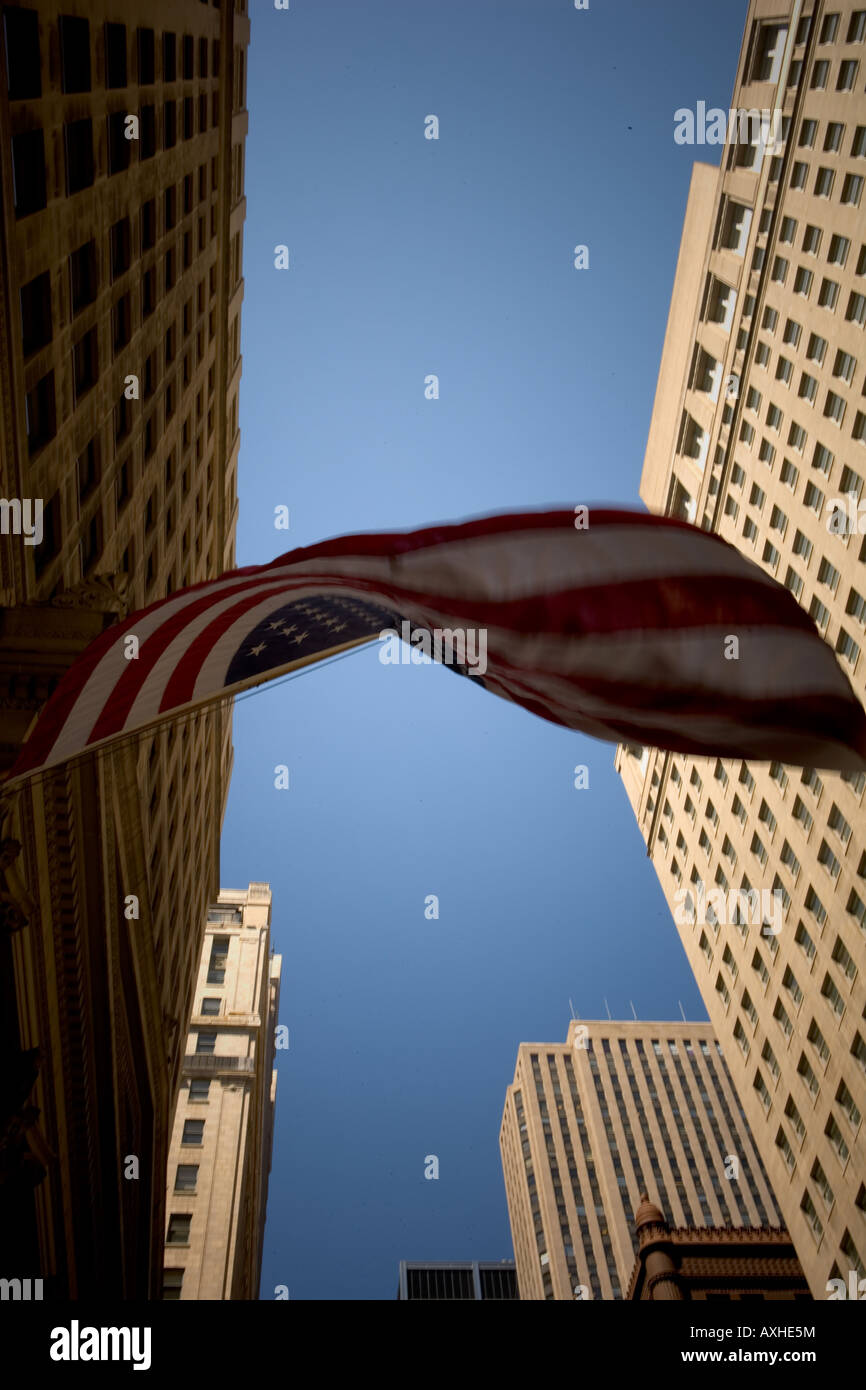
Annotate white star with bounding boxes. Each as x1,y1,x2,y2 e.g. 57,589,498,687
248,642,267,656
292,632,309,644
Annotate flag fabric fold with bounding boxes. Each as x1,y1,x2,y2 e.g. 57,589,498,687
8,507,866,782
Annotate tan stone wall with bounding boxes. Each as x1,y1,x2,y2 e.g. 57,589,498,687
616,0,866,1298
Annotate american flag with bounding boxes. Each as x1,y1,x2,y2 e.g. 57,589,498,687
8,507,866,782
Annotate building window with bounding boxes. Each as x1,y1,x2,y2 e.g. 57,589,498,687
33,490,60,575
72,327,98,401
162,1269,183,1300
140,104,156,159
65,119,94,195
110,217,131,280
200,997,220,1016
25,371,56,456
4,7,41,99
105,22,126,87
163,99,177,149
174,1164,198,1193
163,32,177,82
166,1214,191,1246
137,26,155,84
59,15,90,93
195,1031,217,1055
189,1079,210,1102
19,271,52,356
181,1119,204,1145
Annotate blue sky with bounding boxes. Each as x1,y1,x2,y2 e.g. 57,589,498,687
219,0,750,1300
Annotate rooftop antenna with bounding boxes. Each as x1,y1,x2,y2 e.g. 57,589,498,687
603,996,612,1021
568,997,576,1020
630,1000,638,1021
678,999,687,1022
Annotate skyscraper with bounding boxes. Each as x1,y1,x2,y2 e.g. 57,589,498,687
0,0,249,1296
615,0,866,1297
499,1020,781,1300
163,884,281,1301
396,1262,518,1300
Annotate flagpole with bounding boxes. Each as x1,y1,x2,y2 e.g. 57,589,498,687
0,634,379,794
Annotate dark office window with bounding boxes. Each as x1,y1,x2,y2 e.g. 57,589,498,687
162,31,176,81
166,1215,191,1246
164,321,176,365
12,129,46,217
115,395,131,446
201,998,220,1016
198,162,206,200
59,14,90,92
105,22,126,87
212,39,220,75
69,240,97,315
142,267,156,319
182,34,193,79
110,217,131,279
164,183,177,230
65,119,94,194
33,490,60,576
25,371,56,456
140,197,156,250
195,1032,216,1054
4,7,41,98
164,247,175,292
107,109,131,174
137,26,154,84
115,456,132,507
140,104,155,159
198,93,207,132
198,36,208,77
183,95,193,140
77,437,99,501
19,271,51,356
181,1119,204,1143
211,90,219,126
112,292,131,353
183,173,193,214
80,510,102,573
163,100,176,149
174,1165,198,1192
144,412,156,458
143,350,156,399
162,1270,183,1301
72,326,98,400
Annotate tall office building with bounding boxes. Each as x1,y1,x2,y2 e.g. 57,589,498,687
0,0,250,1295
615,0,866,1298
163,884,281,1300
500,1020,782,1300
396,1262,518,1301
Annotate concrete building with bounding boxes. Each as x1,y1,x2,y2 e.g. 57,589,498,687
500,1019,781,1300
615,0,866,1298
163,884,281,1300
0,0,250,1296
626,1195,810,1301
397,1261,518,1300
